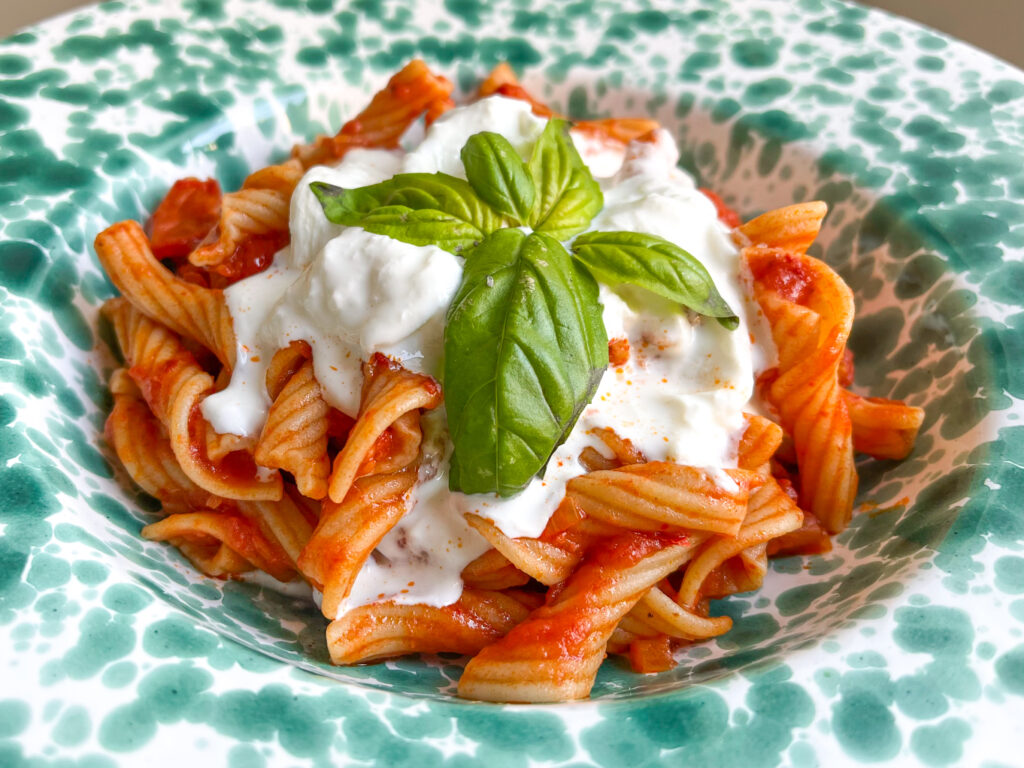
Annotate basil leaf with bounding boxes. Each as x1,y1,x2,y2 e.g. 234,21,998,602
444,229,608,496
571,231,739,328
460,132,535,224
528,118,603,240
350,205,485,254
310,173,505,253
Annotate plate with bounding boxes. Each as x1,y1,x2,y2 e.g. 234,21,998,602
2,0,1023,764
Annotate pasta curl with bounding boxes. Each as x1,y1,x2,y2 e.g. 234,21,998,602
327,589,540,664
95,220,236,367
255,345,331,500
458,532,697,702
744,216,858,533
327,353,441,504
103,298,282,501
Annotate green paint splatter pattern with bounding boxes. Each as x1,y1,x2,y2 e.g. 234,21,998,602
0,0,1023,765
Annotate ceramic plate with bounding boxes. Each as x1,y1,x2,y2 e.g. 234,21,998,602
2,0,1023,765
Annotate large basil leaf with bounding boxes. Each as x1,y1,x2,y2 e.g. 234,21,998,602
528,118,603,240
572,231,739,328
444,229,608,496
310,173,505,254
460,132,535,224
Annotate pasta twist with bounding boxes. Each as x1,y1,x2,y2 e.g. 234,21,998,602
103,298,282,501
326,589,540,665
327,353,441,504
142,510,295,582
742,204,858,533
299,468,418,619
567,462,757,536
189,159,302,274
457,532,698,702
95,221,236,367
105,368,212,511
292,59,454,168
255,344,331,500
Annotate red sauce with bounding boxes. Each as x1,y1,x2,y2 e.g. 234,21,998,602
149,178,222,260
698,187,742,229
212,230,289,284
838,347,855,388
583,530,688,571
751,252,815,305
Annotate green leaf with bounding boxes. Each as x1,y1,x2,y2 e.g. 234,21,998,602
310,173,505,254
528,118,603,240
571,231,739,327
460,132,535,224
444,229,608,496
349,206,485,254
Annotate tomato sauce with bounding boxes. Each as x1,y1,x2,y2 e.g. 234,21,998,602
149,178,221,260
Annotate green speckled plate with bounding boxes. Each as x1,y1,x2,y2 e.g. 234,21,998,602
2,0,1023,765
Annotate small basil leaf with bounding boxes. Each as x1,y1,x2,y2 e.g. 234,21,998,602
352,205,484,253
444,229,608,496
460,132,536,224
571,230,738,326
310,172,505,251
528,118,603,240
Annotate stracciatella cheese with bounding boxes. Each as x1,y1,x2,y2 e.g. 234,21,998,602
206,96,775,617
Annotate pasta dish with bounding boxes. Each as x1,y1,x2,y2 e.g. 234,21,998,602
94,60,923,702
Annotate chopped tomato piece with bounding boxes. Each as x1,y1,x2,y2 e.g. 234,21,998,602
149,178,221,260
211,230,289,283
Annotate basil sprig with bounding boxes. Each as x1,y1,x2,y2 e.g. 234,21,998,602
444,229,607,495
311,117,738,497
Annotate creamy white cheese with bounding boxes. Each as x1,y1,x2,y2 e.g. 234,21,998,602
214,96,775,614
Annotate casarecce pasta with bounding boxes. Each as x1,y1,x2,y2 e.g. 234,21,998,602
95,59,923,702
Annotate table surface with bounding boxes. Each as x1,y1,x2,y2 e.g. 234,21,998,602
2,0,1022,69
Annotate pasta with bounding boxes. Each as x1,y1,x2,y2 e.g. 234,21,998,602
95,60,922,702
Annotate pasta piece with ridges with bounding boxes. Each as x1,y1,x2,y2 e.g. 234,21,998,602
189,159,302,272
292,59,454,168
255,354,330,500
567,462,755,536
176,540,251,579
104,298,282,501
326,589,538,665
457,531,697,702
95,221,236,367
108,368,309,574
327,354,441,504
746,243,859,533
842,390,923,460
237,488,315,572
737,413,784,470
677,478,804,609
463,513,589,586
299,468,417,619
628,582,731,641
736,202,828,255
105,369,212,511
477,64,661,145
460,549,531,590
142,510,295,582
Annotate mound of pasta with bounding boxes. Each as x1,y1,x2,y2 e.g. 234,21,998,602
95,60,923,702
